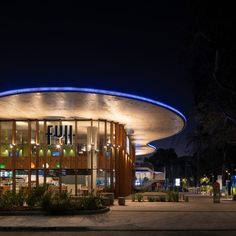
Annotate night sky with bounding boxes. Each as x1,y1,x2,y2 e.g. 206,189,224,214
0,2,206,155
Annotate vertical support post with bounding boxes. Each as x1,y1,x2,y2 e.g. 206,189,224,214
115,123,120,198
43,120,47,186
75,119,78,196
90,120,93,193
104,121,107,191
110,122,114,192
28,121,31,193
36,121,39,187
119,124,123,196
12,120,16,193
59,120,62,192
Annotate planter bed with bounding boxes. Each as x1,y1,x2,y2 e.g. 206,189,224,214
0,207,109,216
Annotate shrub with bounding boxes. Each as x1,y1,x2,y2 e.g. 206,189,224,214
0,191,15,209
42,191,71,214
72,198,83,210
0,189,28,209
167,191,179,202
41,190,53,210
27,185,48,207
16,188,27,207
147,196,155,202
82,196,101,210
135,193,143,202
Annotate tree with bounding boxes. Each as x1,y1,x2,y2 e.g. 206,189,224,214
186,4,236,184
145,148,178,186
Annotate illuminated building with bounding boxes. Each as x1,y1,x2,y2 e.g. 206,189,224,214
0,87,186,196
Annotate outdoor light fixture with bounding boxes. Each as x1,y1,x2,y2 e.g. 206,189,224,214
42,163,49,168
31,139,36,144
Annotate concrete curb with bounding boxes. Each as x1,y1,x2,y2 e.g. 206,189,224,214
0,207,109,216
0,226,236,232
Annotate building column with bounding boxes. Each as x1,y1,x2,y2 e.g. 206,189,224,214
35,121,39,187
12,121,16,193
28,121,31,193
87,124,98,193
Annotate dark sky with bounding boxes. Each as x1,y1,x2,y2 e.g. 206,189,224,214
0,2,200,155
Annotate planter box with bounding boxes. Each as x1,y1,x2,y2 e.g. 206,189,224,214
100,192,114,205
118,197,125,206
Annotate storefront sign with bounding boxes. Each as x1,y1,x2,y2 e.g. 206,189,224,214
46,125,74,145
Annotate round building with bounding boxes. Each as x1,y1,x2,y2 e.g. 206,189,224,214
0,87,186,197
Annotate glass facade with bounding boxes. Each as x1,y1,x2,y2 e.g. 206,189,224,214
0,119,135,197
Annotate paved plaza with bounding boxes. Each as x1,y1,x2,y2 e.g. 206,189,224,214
0,195,236,235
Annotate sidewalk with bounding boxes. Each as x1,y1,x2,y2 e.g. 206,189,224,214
0,196,236,231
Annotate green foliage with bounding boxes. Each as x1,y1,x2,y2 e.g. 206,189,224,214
82,196,101,210
26,185,48,207
0,191,16,209
0,189,27,209
42,191,71,214
135,193,143,202
147,196,156,202
167,191,179,202
182,178,188,189
16,188,27,206
200,177,210,185
41,190,53,210
0,186,104,214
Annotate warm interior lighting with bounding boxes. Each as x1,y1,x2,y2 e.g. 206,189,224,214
31,139,36,144
42,163,49,168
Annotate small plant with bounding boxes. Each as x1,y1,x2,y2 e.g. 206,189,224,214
135,193,143,202
0,191,15,209
0,189,28,209
41,190,53,210
167,191,179,202
82,196,101,210
16,188,27,206
42,191,71,214
147,196,155,202
27,185,48,207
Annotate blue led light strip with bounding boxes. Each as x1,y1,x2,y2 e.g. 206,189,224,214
0,87,187,123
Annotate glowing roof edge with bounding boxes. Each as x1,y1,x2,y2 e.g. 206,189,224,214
0,87,187,123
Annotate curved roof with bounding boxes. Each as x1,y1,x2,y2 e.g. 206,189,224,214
0,87,186,155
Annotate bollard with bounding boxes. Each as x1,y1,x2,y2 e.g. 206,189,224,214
118,197,125,206
213,181,220,203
